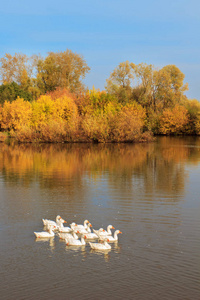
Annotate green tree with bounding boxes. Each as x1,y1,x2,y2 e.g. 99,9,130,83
0,82,33,104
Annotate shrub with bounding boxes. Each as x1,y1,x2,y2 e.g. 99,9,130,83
159,105,189,135
110,103,146,142
0,97,32,131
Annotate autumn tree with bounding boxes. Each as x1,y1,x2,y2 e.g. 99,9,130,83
153,65,188,110
36,49,90,94
132,63,155,107
184,98,200,134
106,62,188,109
0,53,41,102
159,105,189,135
106,61,135,104
0,53,36,85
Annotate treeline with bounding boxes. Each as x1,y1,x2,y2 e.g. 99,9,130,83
0,50,200,143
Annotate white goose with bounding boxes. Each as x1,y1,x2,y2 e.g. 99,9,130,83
73,223,92,234
84,232,98,240
89,239,111,250
70,220,90,231
65,235,86,246
85,228,105,239
98,230,122,242
34,225,56,238
93,228,105,236
58,221,73,233
58,231,79,240
42,215,63,228
94,225,114,236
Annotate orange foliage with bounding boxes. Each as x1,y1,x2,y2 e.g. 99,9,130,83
111,103,146,142
159,105,189,135
81,113,109,142
0,88,154,143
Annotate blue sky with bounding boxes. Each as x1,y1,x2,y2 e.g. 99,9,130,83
0,0,199,99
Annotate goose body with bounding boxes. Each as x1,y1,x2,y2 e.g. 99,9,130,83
84,232,98,240
58,224,72,233
42,215,64,229
92,228,105,236
93,225,114,236
65,236,86,246
98,230,122,242
73,223,92,234
58,231,78,240
71,220,90,231
101,225,115,236
34,225,55,238
89,239,111,250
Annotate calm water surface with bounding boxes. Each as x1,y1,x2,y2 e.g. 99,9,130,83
0,137,199,300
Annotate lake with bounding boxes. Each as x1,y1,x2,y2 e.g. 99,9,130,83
0,137,199,300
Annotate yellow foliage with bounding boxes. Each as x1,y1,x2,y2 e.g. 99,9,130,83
81,113,109,142
31,95,55,129
159,105,189,135
0,97,32,131
0,89,153,143
111,103,146,142
31,94,78,133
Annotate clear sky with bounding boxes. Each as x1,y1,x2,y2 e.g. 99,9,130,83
0,0,199,99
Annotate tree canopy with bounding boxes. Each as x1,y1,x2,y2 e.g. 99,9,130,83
0,50,90,102
36,50,90,93
106,62,188,111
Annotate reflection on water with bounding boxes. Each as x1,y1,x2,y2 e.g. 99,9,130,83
0,136,200,300
89,249,111,262
1,136,200,196
35,237,55,250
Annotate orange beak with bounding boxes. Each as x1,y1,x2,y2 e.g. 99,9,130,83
119,231,122,234
89,224,92,227
112,226,115,229
64,220,67,223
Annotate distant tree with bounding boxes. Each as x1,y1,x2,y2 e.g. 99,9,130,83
0,53,40,101
0,82,33,104
0,53,35,85
184,98,200,134
132,63,155,108
154,65,188,110
36,49,90,93
106,62,188,112
106,61,135,104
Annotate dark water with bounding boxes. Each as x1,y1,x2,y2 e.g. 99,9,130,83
0,137,199,300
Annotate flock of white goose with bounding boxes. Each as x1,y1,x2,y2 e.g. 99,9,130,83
34,215,122,250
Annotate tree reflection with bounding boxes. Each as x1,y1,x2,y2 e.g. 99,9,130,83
1,137,200,200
